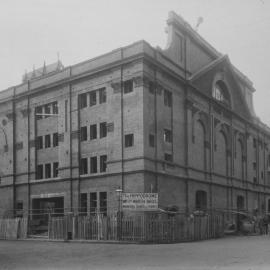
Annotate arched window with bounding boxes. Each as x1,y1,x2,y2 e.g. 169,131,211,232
195,190,207,210
191,120,205,170
212,80,230,106
214,131,227,175
235,139,244,180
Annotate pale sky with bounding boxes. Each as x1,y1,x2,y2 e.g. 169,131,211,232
1,0,270,125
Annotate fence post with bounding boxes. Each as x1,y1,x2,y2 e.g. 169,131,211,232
117,211,122,241
72,215,76,240
48,214,51,239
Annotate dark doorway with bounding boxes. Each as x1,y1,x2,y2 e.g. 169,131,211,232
236,195,245,231
195,190,207,210
237,196,245,210
268,199,270,213
30,197,64,235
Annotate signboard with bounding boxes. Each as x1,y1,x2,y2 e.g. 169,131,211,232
122,193,158,211
31,193,65,199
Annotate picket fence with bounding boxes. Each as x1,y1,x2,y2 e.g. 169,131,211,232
48,213,225,243
0,218,28,240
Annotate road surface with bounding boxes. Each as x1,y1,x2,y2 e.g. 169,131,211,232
1,235,270,269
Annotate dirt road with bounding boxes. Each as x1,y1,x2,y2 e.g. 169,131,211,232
1,235,270,269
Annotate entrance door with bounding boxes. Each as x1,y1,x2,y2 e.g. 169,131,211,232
236,196,245,231
31,197,64,235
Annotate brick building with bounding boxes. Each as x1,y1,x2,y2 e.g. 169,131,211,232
0,11,270,218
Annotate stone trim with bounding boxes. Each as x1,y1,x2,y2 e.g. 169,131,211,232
111,81,121,93
6,112,15,121
15,142,23,150
21,108,31,117
107,122,114,132
71,130,79,139
58,133,64,142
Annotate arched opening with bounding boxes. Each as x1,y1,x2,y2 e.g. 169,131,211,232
235,139,243,180
212,80,230,107
195,190,207,210
192,120,205,171
214,131,227,175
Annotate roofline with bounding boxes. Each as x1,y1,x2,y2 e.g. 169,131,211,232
0,38,269,136
189,55,229,81
0,40,151,97
167,11,254,88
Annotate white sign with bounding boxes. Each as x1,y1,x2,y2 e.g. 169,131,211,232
122,193,158,211
31,193,65,199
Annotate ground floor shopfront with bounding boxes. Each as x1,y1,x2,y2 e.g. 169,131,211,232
1,172,270,222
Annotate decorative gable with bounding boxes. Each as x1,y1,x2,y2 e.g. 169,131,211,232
189,56,254,121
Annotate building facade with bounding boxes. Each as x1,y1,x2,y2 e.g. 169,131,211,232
1,12,270,218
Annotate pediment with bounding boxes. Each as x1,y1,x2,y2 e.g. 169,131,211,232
189,56,253,121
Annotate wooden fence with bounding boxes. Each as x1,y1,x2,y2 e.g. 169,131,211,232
0,218,28,240
48,212,225,243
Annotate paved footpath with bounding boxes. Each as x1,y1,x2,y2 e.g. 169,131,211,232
1,235,270,270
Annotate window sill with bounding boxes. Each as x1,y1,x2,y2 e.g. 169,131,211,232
32,177,60,183
80,172,108,177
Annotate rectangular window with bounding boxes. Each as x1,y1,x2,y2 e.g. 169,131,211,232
164,129,172,143
36,164,43,180
80,193,87,216
253,138,257,148
90,156,97,173
99,88,106,104
125,134,134,147
16,201,23,210
253,162,257,170
53,133,59,147
52,102,58,115
164,90,172,107
100,155,107,173
100,192,107,215
90,124,97,140
45,163,51,178
45,134,51,148
90,91,97,106
80,126,88,141
44,104,51,118
149,81,155,94
100,122,107,138
65,100,68,132
107,122,114,132
36,136,43,150
149,134,155,147
164,153,173,162
79,93,87,109
16,201,23,217
80,158,88,175
124,80,133,93
90,192,97,214
53,162,59,178
36,106,43,120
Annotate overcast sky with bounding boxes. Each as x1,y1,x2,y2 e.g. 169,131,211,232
1,0,270,125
